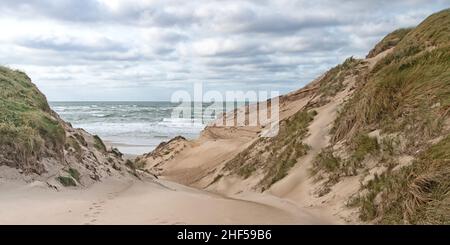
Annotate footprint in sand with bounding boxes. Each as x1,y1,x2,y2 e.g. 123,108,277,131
153,218,186,225
82,200,106,225
107,193,119,199
172,222,187,225
82,190,124,225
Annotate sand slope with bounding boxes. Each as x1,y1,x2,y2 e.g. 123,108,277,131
133,49,395,224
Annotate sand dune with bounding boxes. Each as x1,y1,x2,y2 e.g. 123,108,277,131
132,49,396,224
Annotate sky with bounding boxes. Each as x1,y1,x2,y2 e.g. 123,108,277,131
1,0,449,101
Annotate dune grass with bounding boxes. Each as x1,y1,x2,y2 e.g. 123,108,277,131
349,135,450,224
351,134,379,162
331,9,450,146
93,135,107,152
311,133,379,190
67,168,81,182
0,66,65,173
225,110,316,189
366,28,413,58
312,148,341,174
317,57,361,98
57,176,77,187
329,9,450,223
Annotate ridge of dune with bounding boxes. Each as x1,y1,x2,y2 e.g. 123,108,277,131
0,66,137,189
135,53,383,223
136,9,450,225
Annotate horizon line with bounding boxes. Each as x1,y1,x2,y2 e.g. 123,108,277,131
48,100,257,103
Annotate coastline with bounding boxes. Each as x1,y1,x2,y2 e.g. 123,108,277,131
103,141,145,160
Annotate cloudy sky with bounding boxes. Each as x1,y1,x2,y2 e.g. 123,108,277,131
1,0,449,101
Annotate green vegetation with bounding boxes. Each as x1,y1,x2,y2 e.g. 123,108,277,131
379,136,397,156
327,9,450,223
226,110,316,189
312,133,378,185
0,67,50,112
350,135,450,224
56,168,80,187
57,176,77,187
312,148,341,174
0,124,43,159
74,133,87,147
332,9,450,147
366,28,413,58
107,157,114,163
65,136,82,159
93,135,107,152
351,134,379,162
315,57,362,101
125,159,143,179
134,158,146,169
110,147,123,158
0,66,65,173
125,159,135,170
395,9,450,51
333,47,450,145
67,168,80,182
1,60,121,183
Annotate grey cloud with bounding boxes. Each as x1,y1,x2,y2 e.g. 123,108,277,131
1,0,449,101
235,14,347,34
18,36,128,53
1,0,107,22
139,8,195,27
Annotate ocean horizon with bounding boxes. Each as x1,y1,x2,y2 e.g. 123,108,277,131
50,101,245,155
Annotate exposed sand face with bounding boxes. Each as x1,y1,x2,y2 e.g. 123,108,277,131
267,74,359,223
0,177,327,225
139,91,316,190
267,50,395,223
133,50,395,224
264,51,394,223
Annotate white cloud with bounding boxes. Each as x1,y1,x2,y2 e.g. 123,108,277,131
0,0,449,101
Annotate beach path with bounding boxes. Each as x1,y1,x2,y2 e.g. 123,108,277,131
0,178,331,225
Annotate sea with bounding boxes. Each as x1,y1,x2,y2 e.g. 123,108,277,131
50,101,242,155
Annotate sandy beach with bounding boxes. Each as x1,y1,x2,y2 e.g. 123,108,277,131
0,177,332,225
